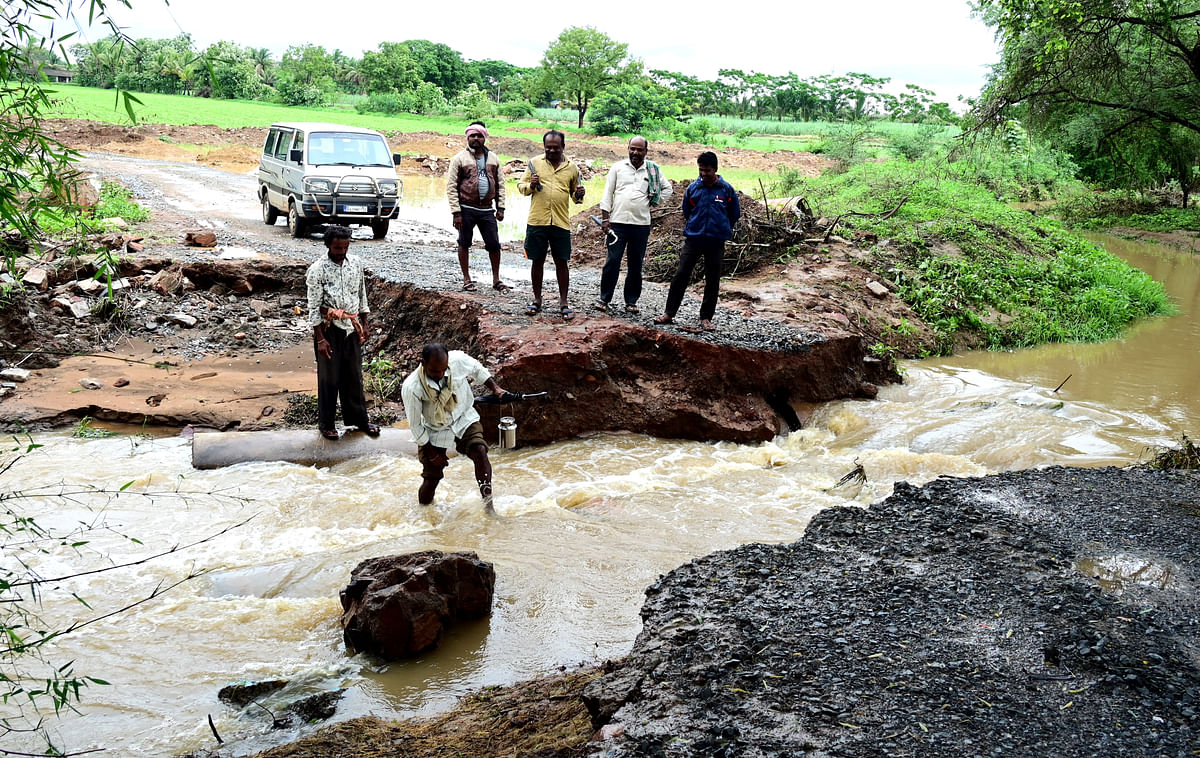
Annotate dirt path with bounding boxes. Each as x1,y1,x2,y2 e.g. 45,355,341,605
46,118,833,177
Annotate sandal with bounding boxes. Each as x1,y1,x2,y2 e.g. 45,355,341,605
594,299,609,313
320,428,340,441
462,281,478,291
700,319,717,332
653,314,674,325
624,303,640,314
526,301,541,314
492,282,512,292
561,306,576,321
359,423,381,438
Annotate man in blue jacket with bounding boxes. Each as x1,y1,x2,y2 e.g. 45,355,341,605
654,152,740,332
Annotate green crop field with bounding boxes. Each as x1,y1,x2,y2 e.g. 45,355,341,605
41,84,580,142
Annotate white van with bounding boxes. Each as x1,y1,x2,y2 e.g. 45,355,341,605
258,122,403,239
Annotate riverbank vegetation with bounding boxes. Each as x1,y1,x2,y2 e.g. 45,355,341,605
794,159,1171,353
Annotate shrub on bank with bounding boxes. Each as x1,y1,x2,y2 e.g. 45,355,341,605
800,161,1174,351
1054,191,1200,233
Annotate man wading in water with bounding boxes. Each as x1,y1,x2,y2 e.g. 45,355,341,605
401,343,507,512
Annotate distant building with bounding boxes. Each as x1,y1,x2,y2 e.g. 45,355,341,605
24,65,74,83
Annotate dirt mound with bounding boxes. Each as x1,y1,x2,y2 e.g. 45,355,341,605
197,145,259,171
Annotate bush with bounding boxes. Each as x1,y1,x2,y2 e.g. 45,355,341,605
949,133,1082,202
275,78,330,107
821,122,881,167
671,117,715,144
498,100,535,120
96,182,149,223
400,81,448,115
357,92,404,115
35,181,148,235
451,83,494,120
889,123,950,162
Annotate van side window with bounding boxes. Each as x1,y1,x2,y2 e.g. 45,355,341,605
291,131,306,160
263,130,279,156
273,130,293,159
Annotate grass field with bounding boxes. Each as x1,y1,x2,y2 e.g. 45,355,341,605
42,85,953,158
42,84,587,141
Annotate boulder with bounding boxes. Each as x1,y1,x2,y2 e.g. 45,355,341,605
40,171,99,209
288,689,344,721
218,679,287,708
75,278,105,295
21,268,49,291
184,231,218,247
165,312,198,328
339,550,495,660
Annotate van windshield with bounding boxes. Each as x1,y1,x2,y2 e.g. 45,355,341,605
308,132,393,167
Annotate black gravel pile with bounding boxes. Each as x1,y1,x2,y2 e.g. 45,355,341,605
585,466,1200,757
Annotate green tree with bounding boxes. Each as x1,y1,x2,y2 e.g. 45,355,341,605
844,72,890,120
976,0,1200,198
248,46,276,87
976,0,1200,139
401,39,469,97
588,81,683,135
812,73,854,120
276,43,336,106
201,40,269,99
539,26,637,128
767,73,820,122
359,41,419,95
72,36,125,89
649,70,735,116
472,58,532,102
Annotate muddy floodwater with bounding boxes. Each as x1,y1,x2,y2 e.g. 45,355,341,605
8,233,1199,756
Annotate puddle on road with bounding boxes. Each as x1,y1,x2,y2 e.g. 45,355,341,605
1074,555,1180,593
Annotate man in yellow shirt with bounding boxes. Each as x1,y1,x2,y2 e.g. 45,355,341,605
519,130,585,320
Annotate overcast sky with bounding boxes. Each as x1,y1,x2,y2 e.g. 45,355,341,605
65,0,999,105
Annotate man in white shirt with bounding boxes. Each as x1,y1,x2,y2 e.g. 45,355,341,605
401,343,507,511
596,136,673,314
306,225,377,441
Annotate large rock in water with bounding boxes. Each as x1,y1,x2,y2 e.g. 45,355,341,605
339,551,495,659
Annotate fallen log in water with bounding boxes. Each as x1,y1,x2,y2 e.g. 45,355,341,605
191,428,419,469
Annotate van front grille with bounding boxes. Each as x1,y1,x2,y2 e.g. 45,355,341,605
336,179,375,195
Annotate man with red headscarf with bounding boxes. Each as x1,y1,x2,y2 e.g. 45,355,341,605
446,121,509,292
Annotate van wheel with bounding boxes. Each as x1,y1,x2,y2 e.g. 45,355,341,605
287,202,308,238
262,194,279,225
370,219,389,239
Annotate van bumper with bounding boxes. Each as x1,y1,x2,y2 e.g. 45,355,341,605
299,196,399,223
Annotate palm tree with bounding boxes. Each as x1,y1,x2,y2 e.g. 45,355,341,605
249,47,275,87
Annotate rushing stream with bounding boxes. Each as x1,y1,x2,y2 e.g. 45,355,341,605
6,232,1198,756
